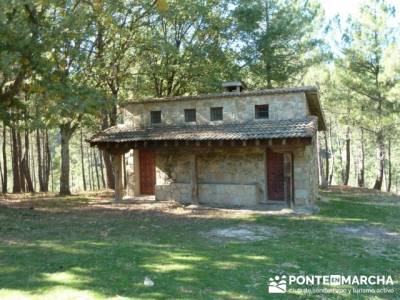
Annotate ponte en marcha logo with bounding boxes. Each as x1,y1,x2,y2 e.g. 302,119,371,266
268,274,395,294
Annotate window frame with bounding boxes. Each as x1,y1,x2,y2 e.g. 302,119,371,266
210,106,223,121
150,110,162,124
184,108,196,123
255,104,269,119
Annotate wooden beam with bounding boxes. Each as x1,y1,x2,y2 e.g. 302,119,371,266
112,154,124,201
283,152,293,208
190,154,199,204
92,137,312,151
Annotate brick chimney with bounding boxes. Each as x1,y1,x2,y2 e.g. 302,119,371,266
222,81,246,92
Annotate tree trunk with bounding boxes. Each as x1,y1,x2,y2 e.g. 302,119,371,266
101,112,115,189
17,130,25,192
93,148,100,190
88,147,93,190
59,123,74,195
335,124,344,184
0,153,3,192
22,130,34,192
373,131,385,190
324,131,329,185
99,150,106,188
343,127,351,185
50,158,54,192
11,126,21,193
36,129,44,191
2,123,7,193
103,152,114,189
328,119,335,185
30,133,36,191
43,130,51,191
0,128,3,192
80,128,87,191
317,136,325,187
387,138,392,192
357,128,365,187
123,155,127,189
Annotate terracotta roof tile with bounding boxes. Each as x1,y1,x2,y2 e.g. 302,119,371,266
88,117,317,145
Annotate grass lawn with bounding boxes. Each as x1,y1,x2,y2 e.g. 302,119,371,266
0,187,399,299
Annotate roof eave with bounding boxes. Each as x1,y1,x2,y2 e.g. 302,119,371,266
305,90,326,131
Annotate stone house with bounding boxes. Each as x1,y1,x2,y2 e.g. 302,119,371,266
88,82,325,207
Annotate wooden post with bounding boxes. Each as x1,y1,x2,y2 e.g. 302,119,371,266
283,152,293,208
190,154,199,204
112,153,124,201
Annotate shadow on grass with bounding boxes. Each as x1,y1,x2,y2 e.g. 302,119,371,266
0,189,399,299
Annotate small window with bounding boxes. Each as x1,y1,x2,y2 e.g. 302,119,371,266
150,110,161,124
184,109,196,122
255,104,269,119
210,107,223,121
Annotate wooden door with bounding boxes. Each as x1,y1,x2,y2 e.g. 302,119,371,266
267,150,284,200
283,152,294,207
139,149,156,195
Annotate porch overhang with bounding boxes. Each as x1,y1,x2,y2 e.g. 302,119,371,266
87,117,318,152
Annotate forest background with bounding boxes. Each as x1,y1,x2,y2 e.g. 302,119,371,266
1,0,399,195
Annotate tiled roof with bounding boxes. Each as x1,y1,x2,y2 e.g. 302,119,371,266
88,117,317,145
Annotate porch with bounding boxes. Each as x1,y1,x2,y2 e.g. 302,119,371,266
87,118,319,207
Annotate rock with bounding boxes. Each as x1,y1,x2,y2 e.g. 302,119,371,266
281,262,300,269
319,196,329,203
203,224,280,242
186,204,200,209
144,276,154,287
294,205,320,215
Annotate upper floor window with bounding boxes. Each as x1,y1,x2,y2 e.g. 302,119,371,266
255,104,269,119
210,107,223,121
184,109,196,122
150,110,161,124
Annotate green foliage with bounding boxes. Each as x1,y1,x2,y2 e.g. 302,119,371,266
135,0,238,97
233,0,327,88
336,0,400,131
0,1,49,111
0,0,399,192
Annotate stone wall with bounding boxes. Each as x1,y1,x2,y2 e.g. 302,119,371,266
156,183,258,207
125,144,319,206
124,92,309,127
292,138,319,204
155,147,265,205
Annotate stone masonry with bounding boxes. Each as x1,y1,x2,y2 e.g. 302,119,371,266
117,88,322,207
